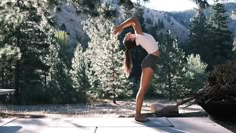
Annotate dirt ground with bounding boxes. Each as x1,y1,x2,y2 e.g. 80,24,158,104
0,99,204,118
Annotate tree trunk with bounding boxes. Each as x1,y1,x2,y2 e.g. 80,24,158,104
14,62,20,96
15,27,20,97
1,68,4,88
113,96,116,104
150,103,179,116
168,72,172,100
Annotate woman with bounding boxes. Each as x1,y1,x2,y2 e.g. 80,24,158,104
113,16,160,122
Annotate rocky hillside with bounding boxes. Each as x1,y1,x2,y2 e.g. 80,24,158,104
168,2,236,37
143,8,190,41
53,1,89,48
53,2,236,47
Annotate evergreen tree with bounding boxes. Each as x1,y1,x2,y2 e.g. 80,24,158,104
69,0,117,18
0,0,55,104
0,46,21,69
188,8,210,65
193,0,209,9
207,2,233,69
153,31,186,100
47,30,80,104
0,46,21,89
83,16,132,103
0,1,22,89
183,54,208,95
70,42,90,103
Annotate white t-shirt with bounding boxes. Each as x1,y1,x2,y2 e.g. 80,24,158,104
135,33,159,54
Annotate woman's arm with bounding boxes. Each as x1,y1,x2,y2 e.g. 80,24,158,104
113,17,143,35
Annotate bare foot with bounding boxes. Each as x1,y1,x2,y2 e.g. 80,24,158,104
135,115,149,122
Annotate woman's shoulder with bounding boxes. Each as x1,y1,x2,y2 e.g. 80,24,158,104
136,32,154,40
136,32,148,37
137,32,152,37
144,32,153,36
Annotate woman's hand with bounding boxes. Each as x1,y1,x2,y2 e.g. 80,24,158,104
113,26,122,35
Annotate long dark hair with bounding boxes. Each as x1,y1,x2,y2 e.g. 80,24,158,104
123,38,136,77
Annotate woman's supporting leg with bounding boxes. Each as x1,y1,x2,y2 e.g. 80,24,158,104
135,67,154,121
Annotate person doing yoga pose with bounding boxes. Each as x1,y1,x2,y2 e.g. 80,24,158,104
113,16,160,122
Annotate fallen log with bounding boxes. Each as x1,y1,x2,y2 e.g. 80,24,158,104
150,61,236,117
150,97,196,116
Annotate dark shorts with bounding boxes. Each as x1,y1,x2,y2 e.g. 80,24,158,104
141,54,159,72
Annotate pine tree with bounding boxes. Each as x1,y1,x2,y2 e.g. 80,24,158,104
207,2,233,69
70,0,117,18
193,0,209,9
46,30,82,104
0,0,55,104
0,1,23,89
188,7,210,65
154,34,207,99
83,16,132,103
0,46,21,89
153,31,186,100
183,54,208,95
70,42,90,103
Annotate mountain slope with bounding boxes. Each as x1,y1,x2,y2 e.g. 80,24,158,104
143,8,190,41
168,2,236,37
53,2,236,47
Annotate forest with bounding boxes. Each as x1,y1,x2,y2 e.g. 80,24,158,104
0,0,235,105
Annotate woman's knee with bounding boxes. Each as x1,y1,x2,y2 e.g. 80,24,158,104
136,91,144,99
137,87,148,95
